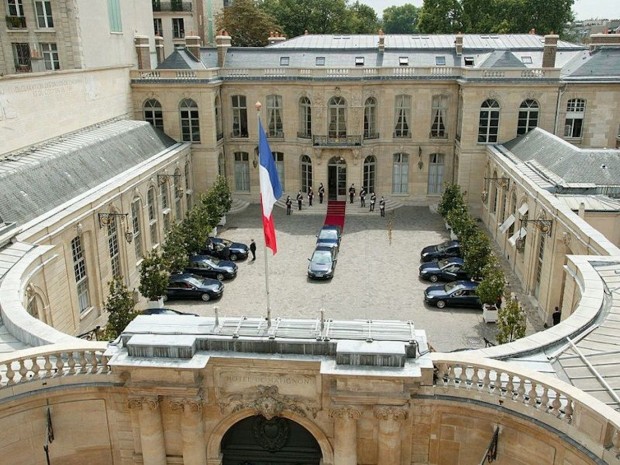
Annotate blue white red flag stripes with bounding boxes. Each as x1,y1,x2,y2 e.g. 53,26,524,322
258,121,283,254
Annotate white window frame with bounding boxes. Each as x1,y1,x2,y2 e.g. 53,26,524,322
179,98,200,142
301,155,313,193
107,0,122,33
172,18,185,38
364,97,377,139
564,98,586,139
35,1,53,28
147,186,158,248
478,99,500,143
427,153,444,195
394,95,411,138
71,236,90,313
267,95,284,138
517,99,539,135
299,97,312,138
234,152,250,192
144,99,164,130
328,96,347,138
40,42,59,70
392,153,409,194
430,95,447,138
232,95,248,138
131,198,143,260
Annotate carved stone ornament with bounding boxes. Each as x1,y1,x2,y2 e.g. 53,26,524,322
253,415,290,452
127,397,143,410
143,397,161,411
314,148,323,165
562,231,572,247
329,406,361,420
169,397,203,413
220,385,316,419
374,406,409,421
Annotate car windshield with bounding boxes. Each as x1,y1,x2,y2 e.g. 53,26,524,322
436,242,450,252
438,258,450,268
220,239,232,247
312,250,332,265
444,282,460,292
207,257,220,265
318,229,338,240
184,276,203,287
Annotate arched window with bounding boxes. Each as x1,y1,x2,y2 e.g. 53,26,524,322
364,97,378,139
107,214,121,278
517,99,539,135
328,96,346,138
427,153,444,194
363,155,376,194
564,98,586,138
392,153,409,194
232,95,248,138
234,152,250,191
147,185,158,247
215,95,223,140
273,151,285,191
144,99,163,130
179,98,200,142
131,197,143,260
301,155,313,193
267,95,284,138
394,95,411,138
299,97,312,138
478,99,500,143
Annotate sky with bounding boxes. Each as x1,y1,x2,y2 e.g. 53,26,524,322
357,0,620,21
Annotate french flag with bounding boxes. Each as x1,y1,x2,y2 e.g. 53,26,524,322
258,121,283,254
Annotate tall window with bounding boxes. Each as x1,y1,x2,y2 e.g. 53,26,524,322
40,43,59,70
564,98,586,138
328,96,346,138
71,236,90,313
427,153,444,194
301,155,313,193
107,0,122,32
517,99,539,135
108,218,121,278
364,97,378,139
131,198,143,260
232,95,248,138
394,95,411,138
491,170,498,213
478,99,500,143
144,99,164,131
185,161,193,211
180,98,200,142
299,97,312,138
161,179,170,210
12,43,31,72
147,186,158,247
267,95,284,137
234,152,250,191
430,95,447,138
363,156,376,194
215,95,223,140
153,18,163,37
508,191,517,237
35,1,53,28
7,0,24,17
456,94,463,141
534,231,546,298
392,153,409,194
218,152,226,177
174,168,183,219
172,18,185,38
269,152,284,190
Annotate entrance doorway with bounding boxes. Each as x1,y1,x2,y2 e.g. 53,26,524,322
327,157,347,201
221,415,322,465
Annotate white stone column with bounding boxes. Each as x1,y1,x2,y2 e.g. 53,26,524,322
129,396,167,465
329,406,361,465
170,397,207,465
374,407,408,465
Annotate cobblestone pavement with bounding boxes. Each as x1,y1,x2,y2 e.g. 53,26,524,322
168,202,511,352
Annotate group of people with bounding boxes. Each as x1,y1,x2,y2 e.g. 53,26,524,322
284,183,386,217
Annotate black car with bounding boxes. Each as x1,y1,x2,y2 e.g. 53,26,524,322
420,240,461,263
419,257,470,283
185,255,237,280
316,225,342,252
424,280,481,309
307,246,337,280
203,237,249,261
142,308,198,316
165,273,224,302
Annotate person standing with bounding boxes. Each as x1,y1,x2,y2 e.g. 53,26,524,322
349,184,356,204
360,186,366,208
296,190,303,211
379,196,386,217
285,195,292,215
552,307,561,325
318,183,325,204
308,187,314,206
369,192,376,212
249,239,256,261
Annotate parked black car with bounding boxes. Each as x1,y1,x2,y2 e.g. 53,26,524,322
419,257,470,283
420,240,461,263
307,246,337,280
185,255,237,280
424,280,481,309
142,308,198,316
202,237,249,261
316,225,342,252
165,273,224,302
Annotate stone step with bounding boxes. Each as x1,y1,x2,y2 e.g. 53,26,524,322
227,198,250,215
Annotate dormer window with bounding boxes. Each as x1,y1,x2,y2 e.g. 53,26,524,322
280,56,290,66
399,56,409,66
316,56,325,66
355,56,364,66
435,56,446,66
464,56,475,66
521,56,532,64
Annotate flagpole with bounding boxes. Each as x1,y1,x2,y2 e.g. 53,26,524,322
256,101,272,328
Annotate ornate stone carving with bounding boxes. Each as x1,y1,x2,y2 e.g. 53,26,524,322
374,406,409,421
562,231,572,247
127,397,143,410
168,397,203,413
329,406,361,420
220,385,316,419
253,416,290,451
143,397,161,411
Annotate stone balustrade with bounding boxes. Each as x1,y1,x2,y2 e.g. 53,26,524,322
431,353,620,464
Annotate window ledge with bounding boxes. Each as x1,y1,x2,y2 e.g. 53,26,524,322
162,208,171,214
79,306,95,320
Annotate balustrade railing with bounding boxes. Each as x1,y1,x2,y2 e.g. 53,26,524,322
312,135,362,147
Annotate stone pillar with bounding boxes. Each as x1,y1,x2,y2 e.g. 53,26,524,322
134,35,151,70
329,406,360,465
169,397,207,465
128,396,166,465
155,36,165,65
374,407,408,465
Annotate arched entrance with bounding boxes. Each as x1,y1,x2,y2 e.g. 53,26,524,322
221,415,322,465
327,157,347,201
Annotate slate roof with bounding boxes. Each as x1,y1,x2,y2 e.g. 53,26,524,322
0,121,177,227
562,47,620,79
480,50,527,68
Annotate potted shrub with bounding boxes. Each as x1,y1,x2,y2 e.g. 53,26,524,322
139,251,170,308
438,183,467,227
496,296,527,343
476,255,505,323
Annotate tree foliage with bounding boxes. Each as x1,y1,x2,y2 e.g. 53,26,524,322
496,295,526,344
418,0,463,34
346,1,381,34
437,183,466,218
475,254,505,305
382,4,420,34
260,0,350,38
139,251,170,301
216,0,282,47
462,228,491,279
104,277,138,339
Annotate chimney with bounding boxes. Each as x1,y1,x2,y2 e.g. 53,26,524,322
134,35,151,70
216,30,231,68
155,36,165,65
455,32,463,55
542,33,559,68
185,35,201,61
267,31,287,45
378,29,385,53
589,33,620,51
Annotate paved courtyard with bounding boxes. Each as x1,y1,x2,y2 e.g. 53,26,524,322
167,202,509,352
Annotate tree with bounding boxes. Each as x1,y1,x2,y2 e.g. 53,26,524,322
216,0,281,47
438,183,466,218
475,255,505,306
417,0,463,34
496,295,526,344
104,277,138,339
260,0,351,38
162,224,190,272
138,251,170,301
462,229,491,279
382,4,420,34
346,2,381,34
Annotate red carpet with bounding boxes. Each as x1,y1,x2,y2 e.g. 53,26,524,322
325,201,346,231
